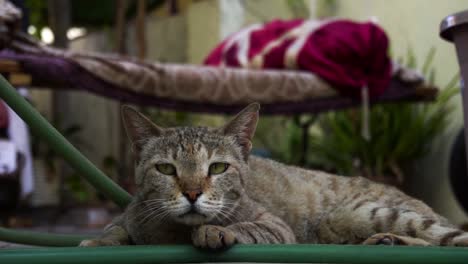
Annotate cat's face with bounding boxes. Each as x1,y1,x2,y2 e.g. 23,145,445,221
122,104,259,226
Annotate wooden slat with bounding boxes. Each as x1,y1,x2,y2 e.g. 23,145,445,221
0,59,21,72
9,73,32,86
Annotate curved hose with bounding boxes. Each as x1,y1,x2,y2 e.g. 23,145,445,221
0,74,132,245
1,244,468,264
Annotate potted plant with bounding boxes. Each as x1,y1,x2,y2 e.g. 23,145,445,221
254,48,458,187
307,48,459,186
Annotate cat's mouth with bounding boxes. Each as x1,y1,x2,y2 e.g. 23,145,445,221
179,206,206,218
176,206,209,226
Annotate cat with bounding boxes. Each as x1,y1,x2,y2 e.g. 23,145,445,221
80,103,468,249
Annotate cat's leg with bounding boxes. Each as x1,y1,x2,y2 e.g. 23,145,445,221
79,223,130,247
318,201,468,246
392,210,468,246
192,211,296,250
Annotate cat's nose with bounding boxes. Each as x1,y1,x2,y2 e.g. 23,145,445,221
183,189,202,203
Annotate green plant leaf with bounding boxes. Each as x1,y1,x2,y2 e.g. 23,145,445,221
304,47,458,180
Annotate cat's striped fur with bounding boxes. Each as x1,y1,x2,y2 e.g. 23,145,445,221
80,103,468,249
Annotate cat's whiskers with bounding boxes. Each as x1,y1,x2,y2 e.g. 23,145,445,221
199,202,220,208
130,206,165,223
203,200,237,207
144,198,169,203
124,198,167,216
147,208,172,223
133,200,165,214
130,200,175,224
197,199,239,223
125,200,149,211
138,205,170,225
141,200,169,207
203,202,219,206
218,205,241,223
150,204,190,224
126,204,160,221
216,209,235,223
220,199,238,206
212,211,225,224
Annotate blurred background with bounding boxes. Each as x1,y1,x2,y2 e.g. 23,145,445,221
0,0,467,244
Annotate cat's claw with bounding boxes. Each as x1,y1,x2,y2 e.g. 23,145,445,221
362,233,430,246
79,238,121,247
192,225,236,250
450,234,468,247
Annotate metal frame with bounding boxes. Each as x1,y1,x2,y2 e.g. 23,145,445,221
440,10,468,171
0,10,468,260
2,244,468,264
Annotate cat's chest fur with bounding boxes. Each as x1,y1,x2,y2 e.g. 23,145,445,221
126,216,193,244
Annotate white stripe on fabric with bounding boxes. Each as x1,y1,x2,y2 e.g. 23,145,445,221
221,23,263,67
284,20,323,69
249,21,306,69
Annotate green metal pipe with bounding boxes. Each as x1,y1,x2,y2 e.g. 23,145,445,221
1,245,468,264
0,227,90,247
0,74,132,207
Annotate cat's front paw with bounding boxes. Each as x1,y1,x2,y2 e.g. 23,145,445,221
192,225,236,250
79,238,121,247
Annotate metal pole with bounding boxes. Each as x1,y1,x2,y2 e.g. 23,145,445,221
440,10,468,172
1,244,468,264
0,74,132,207
0,227,89,247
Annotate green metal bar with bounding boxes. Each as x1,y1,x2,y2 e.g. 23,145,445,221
0,74,132,207
1,245,468,264
0,227,90,247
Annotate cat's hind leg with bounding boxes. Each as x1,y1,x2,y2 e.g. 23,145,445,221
365,206,468,246
318,200,468,246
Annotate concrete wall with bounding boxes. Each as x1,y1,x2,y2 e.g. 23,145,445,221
186,0,296,64
63,11,188,174
186,0,220,64
66,32,122,173
127,11,188,62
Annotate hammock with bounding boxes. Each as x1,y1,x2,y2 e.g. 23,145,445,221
0,49,436,115
0,5,437,115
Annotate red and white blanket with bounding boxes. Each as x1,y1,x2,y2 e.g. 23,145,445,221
205,19,392,99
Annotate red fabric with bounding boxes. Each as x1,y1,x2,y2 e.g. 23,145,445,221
204,19,392,98
0,101,9,129
248,19,303,62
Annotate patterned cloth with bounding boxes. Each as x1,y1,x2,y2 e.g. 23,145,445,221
205,19,391,98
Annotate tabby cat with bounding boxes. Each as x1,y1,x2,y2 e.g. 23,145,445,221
80,103,468,249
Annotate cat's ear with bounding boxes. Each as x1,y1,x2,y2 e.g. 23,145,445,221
222,103,260,158
121,105,163,153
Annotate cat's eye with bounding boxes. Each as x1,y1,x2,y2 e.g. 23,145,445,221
209,162,229,175
155,163,177,176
